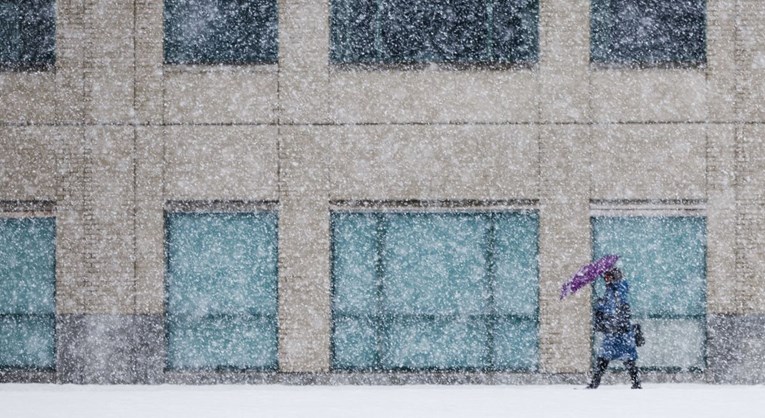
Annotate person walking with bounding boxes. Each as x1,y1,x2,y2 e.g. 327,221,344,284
587,267,642,389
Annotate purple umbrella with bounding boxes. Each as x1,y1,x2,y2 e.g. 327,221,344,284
560,254,619,300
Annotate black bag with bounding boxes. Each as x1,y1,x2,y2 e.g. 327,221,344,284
593,309,607,333
632,324,645,347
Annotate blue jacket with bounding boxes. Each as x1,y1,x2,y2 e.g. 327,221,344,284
594,280,638,361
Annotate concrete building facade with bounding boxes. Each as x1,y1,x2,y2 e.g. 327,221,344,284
0,0,764,384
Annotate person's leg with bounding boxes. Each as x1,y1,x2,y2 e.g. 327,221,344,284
625,359,641,389
587,357,610,389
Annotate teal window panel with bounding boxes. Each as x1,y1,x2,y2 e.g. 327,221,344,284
492,317,537,370
330,0,538,64
0,217,56,369
382,317,489,370
165,212,278,370
164,0,278,65
383,214,489,316
494,212,538,317
592,216,706,317
591,0,705,66
592,216,706,371
332,316,378,370
0,0,56,70
331,211,539,371
166,314,277,370
0,316,55,369
332,213,379,316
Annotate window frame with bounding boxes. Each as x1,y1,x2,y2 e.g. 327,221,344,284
589,200,707,373
329,200,540,373
0,201,56,372
163,200,280,372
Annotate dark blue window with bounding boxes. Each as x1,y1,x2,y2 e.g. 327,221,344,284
591,0,706,66
165,211,279,370
592,216,706,371
164,0,278,65
0,0,56,70
330,0,538,65
0,217,56,369
331,211,539,371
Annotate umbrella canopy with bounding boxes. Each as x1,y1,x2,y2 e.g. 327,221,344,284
560,254,619,300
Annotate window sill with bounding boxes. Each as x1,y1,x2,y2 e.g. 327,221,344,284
163,63,278,75
589,61,707,71
329,61,537,73
0,63,55,73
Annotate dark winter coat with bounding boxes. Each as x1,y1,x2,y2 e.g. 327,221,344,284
593,280,638,361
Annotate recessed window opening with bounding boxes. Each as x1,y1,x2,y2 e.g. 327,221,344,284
330,201,539,372
164,201,279,371
0,201,56,370
590,200,707,372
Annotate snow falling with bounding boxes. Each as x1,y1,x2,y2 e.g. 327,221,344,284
1,0,765,416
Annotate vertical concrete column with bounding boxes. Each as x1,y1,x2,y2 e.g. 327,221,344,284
57,128,142,383
538,126,592,374
134,0,164,124
707,125,738,314
82,0,135,123
278,127,331,372
706,0,737,121
55,0,87,122
539,0,591,122
278,0,331,124
734,0,765,121
735,126,765,312
133,127,165,383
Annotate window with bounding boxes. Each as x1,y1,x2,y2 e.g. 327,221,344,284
164,0,278,65
0,0,56,70
165,209,279,370
330,0,538,65
592,215,706,371
590,0,706,66
331,210,539,371
0,216,56,369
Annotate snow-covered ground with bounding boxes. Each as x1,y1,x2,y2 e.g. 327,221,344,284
2,384,764,418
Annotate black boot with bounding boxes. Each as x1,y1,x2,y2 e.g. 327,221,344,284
587,357,609,389
625,360,641,389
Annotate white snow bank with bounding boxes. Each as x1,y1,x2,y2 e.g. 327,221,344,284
2,384,763,418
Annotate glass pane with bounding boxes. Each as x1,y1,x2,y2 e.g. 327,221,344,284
490,0,539,63
164,0,278,65
18,0,56,66
493,317,537,370
329,0,378,63
591,0,705,65
0,2,21,63
166,212,278,317
381,0,487,63
332,213,379,316
332,315,377,369
599,318,705,371
494,212,538,317
383,317,489,369
330,0,538,64
636,318,705,370
167,315,277,369
592,216,706,317
383,213,489,315
0,316,55,368
0,218,56,315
